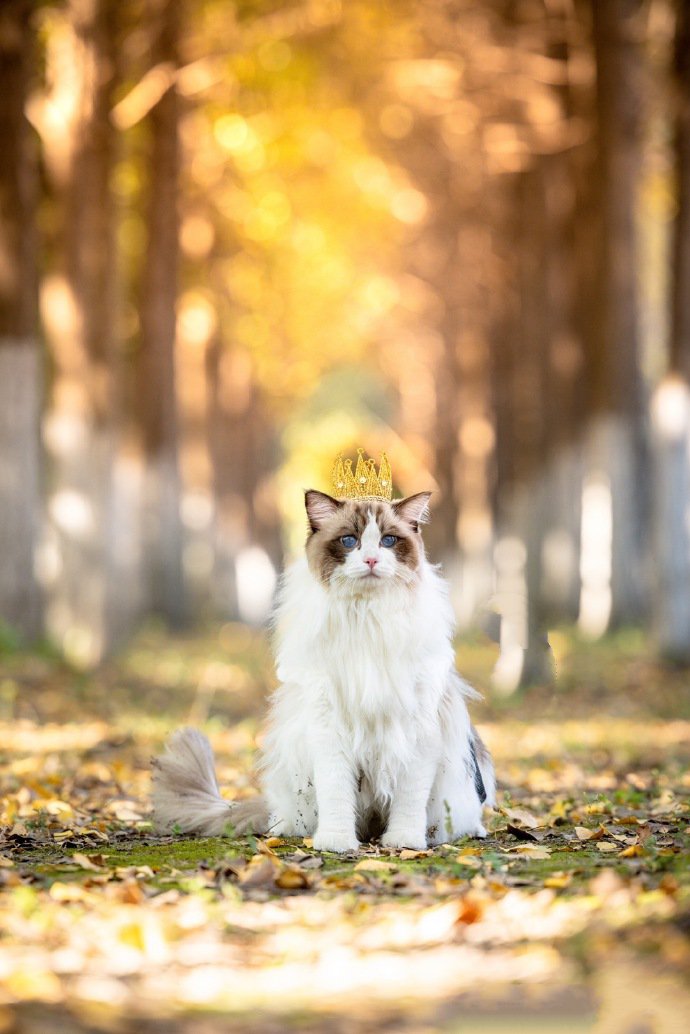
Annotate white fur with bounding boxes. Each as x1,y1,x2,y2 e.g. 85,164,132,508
262,545,494,851
153,511,495,852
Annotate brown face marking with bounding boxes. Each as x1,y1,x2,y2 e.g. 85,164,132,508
304,495,428,586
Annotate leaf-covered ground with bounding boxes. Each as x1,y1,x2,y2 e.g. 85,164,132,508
0,625,689,1032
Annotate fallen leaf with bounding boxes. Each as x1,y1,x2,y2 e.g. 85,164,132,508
456,897,484,924
275,866,309,889
72,852,106,871
596,842,618,853
354,858,397,872
544,872,573,889
399,849,431,860
238,856,279,888
507,823,543,842
618,844,645,858
502,807,541,828
299,856,324,870
508,845,551,859
257,839,279,857
456,852,482,868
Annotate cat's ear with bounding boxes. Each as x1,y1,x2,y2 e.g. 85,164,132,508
392,492,431,532
305,490,344,532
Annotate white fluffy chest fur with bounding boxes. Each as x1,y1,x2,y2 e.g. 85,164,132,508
268,556,456,799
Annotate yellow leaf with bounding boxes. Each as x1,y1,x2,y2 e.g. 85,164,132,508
399,849,431,860
354,858,397,872
544,872,572,889
257,839,279,857
512,845,551,859
118,921,146,951
275,867,309,889
618,844,644,858
456,853,482,868
0,855,14,868
596,842,617,853
263,837,284,849
303,837,314,849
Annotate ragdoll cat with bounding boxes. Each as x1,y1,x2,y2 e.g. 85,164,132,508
152,489,495,852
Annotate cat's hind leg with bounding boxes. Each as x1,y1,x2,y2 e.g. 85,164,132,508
262,760,317,838
427,758,487,845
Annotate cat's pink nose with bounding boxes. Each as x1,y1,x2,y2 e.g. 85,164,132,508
364,556,378,570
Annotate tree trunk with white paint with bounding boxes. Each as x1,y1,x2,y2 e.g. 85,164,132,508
137,0,187,627
40,0,124,664
587,0,649,628
0,0,42,642
652,1,690,661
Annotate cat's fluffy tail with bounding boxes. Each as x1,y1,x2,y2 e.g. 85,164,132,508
151,728,269,836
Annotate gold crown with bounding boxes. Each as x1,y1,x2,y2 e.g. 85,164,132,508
331,448,393,501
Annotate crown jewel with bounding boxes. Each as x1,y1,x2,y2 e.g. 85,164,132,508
331,448,393,501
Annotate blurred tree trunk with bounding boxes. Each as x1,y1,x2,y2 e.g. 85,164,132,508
536,13,589,627
653,0,690,660
137,0,187,627
670,0,690,383
491,168,554,692
584,0,649,630
206,341,280,624
0,0,42,641
41,0,122,664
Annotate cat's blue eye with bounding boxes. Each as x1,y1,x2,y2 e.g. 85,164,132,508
381,534,397,548
340,535,358,549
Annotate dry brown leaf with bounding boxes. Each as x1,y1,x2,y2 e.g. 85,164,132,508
507,823,543,842
574,826,594,840
456,896,485,924
257,839,279,857
72,852,106,871
502,807,541,828
321,873,366,889
238,856,279,888
399,849,431,860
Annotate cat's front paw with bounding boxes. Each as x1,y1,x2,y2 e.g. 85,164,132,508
313,829,359,854
380,828,428,851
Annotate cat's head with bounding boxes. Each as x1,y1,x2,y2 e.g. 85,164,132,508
304,491,431,591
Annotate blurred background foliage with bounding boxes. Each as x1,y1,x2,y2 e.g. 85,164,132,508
1,0,690,690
